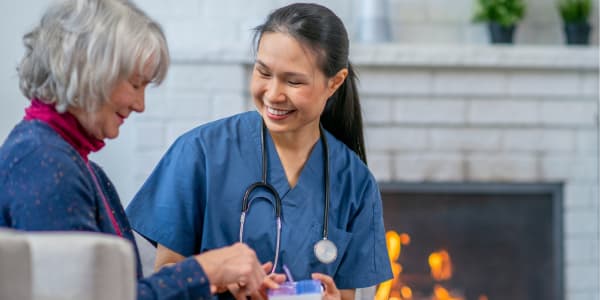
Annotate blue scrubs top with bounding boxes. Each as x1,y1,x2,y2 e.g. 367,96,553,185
126,111,392,289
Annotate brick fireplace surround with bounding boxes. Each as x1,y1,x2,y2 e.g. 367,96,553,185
129,45,598,299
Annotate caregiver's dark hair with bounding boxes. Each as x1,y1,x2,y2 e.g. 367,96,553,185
253,3,367,164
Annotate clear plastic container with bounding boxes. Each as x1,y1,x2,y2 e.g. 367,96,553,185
268,279,323,300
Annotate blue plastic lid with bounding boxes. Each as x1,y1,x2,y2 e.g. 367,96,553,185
268,280,322,296
295,280,322,294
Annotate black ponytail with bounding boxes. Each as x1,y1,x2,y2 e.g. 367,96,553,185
254,3,368,165
320,63,366,164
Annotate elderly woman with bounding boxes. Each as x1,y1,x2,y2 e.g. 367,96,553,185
0,0,281,299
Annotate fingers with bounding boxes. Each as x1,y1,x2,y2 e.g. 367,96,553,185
261,261,273,274
254,271,285,300
260,261,285,289
249,290,267,300
312,273,334,288
227,282,246,300
262,273,285,289
312,273,338,293
230,243,266,294
210,284,231,294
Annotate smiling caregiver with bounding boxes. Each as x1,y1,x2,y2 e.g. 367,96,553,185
126,3,393,300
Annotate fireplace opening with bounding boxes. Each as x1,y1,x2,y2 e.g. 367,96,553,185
377,182,563,300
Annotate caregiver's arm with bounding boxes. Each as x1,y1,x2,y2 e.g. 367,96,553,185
155,244,185,271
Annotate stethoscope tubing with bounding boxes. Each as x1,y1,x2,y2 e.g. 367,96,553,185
239,121,330,273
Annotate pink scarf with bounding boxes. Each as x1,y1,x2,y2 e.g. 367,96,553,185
24,99,105,161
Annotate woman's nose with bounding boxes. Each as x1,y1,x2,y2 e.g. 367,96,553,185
264,79,285,102
132,90,145,113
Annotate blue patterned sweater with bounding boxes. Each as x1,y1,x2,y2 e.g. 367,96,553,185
0,120,211,300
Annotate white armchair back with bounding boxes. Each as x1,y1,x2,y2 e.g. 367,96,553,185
0,229,136,300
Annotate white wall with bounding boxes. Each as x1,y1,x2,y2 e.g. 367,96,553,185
0,1,44,142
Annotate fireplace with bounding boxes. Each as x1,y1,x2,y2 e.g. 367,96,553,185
378,182,563,300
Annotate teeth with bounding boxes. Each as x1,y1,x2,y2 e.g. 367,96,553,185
267,106,291,116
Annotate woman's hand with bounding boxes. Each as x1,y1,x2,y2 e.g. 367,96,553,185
312,273,340,300
227,262,286,300
195,243,267,296
312,273,355,300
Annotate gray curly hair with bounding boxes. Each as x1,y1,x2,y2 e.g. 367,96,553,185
18,0,169,113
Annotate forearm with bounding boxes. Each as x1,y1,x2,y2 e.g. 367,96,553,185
154,244,186,272
340,289,356,300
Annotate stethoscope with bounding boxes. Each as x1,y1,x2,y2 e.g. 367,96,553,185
239,121,338,274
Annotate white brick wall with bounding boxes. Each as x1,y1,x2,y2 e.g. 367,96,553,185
565,211,599,235
166,64,246,93
467,153,539,181
570,292,600,300
468,99,538,125
165,93,213,120
576,130,599,154
393,152,464,181
565,236,599,264
540,100,598,126
367,151,394,182
567,265,600,292
432,70,507,96
564,184,599,209
365,127,429,151
393,98,466,124
541,155,598,183
502,129,576,152
581,73,600,96
212,93,249,120
362,98,394,124
508,71,581,96
359,68,431,95
429,128,502,151
134,122,166,151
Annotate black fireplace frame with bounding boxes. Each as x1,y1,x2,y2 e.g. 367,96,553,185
378,181,564,300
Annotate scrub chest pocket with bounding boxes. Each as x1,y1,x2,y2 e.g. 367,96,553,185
285,221,353,280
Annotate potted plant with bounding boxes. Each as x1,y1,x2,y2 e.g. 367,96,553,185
557,0,593,45
473,0,526,44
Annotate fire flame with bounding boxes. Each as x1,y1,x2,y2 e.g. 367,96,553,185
400,286,412,299
375,231,400,300
433,285,462,300
375,231,408,300
428,250,452,281
375,231,466,300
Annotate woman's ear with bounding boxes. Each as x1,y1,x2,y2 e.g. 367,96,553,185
327,68,348,97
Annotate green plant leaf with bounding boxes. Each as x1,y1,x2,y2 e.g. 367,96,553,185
557,0,592,22
472,0,526,26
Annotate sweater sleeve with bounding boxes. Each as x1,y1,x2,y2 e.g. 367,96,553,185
137,257,212,300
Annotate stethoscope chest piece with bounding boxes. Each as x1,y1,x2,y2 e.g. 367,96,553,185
314,238,337,264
